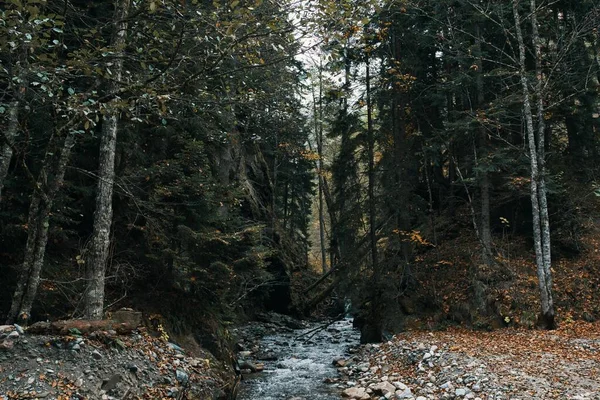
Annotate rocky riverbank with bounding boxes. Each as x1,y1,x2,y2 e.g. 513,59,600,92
331,322,600,400
0,316,235,399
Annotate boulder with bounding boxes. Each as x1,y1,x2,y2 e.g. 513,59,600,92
342,387,370,400
370,381,397,395
111,309,143,328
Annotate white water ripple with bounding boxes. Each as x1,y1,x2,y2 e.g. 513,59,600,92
238,318,359,400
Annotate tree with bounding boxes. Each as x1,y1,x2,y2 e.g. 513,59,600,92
84,0,131,320
512,0,555,328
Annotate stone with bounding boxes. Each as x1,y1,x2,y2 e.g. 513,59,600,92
370,381,396,395
111,308,142,327
395,388,413,399
127,363,138,373
7,331,19,339
101,374,122,392
0,326,13,334
14,324,25,335
0,340,14,350
456,388,467,396
175,369,189,384
341,387,370,400
356,362,370,372
238,360,260,372
333,357,347,367
92,350,102,360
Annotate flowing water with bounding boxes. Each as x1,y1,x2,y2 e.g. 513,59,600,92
237,318,359,399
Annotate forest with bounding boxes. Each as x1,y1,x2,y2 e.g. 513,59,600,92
1,0,600,359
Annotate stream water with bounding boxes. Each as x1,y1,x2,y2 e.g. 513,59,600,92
237,318,359,399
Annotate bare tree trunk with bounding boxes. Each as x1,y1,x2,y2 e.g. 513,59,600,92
513,0,555,328
84,0,130,320
530,0,555,328
363,55,382,343
475,25,494,267
7,131,76,324
317,63,328,273
0,101,20,203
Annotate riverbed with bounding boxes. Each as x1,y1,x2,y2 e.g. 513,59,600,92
236,318,359,399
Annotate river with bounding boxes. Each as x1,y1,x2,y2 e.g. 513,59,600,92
236,318,359,399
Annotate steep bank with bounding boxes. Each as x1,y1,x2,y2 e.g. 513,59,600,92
0,320,236,399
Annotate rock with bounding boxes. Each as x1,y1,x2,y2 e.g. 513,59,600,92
333,357,347,367
0,340,14,350
238,359,261,372
111,308,142,327
356,362,370,372
175,369,189,385
255,351,278,361
127,363,138,373
456,388,467,396
92,350,103,360
370,381,396,395
101,374,122,392
167,342,185,354
341,387,370,400
395,388,413,399
0,326,13,334
7,331,19,339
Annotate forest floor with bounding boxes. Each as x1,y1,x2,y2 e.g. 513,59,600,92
336,321,600,399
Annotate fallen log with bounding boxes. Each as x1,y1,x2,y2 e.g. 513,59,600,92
27,319,138,335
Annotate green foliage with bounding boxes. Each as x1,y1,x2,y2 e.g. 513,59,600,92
0,0,314,326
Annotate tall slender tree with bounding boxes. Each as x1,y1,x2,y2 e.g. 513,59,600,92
513,0,555,328
84,0,131,320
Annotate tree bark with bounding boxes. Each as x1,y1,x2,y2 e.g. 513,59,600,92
363,55,382,343
530,0,555,328
475,25,494,267
7,131,76,324
0,101,20,203
84,0,130,320
317,64,328,274
513,0,555,328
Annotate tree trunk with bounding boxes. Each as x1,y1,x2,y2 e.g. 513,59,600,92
84,0,130,320
475,25,494,267
363,55,382,343
7,131,76,324
317,64,328,274
0,101,20,203
513,0,555,328
530,0,555,328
